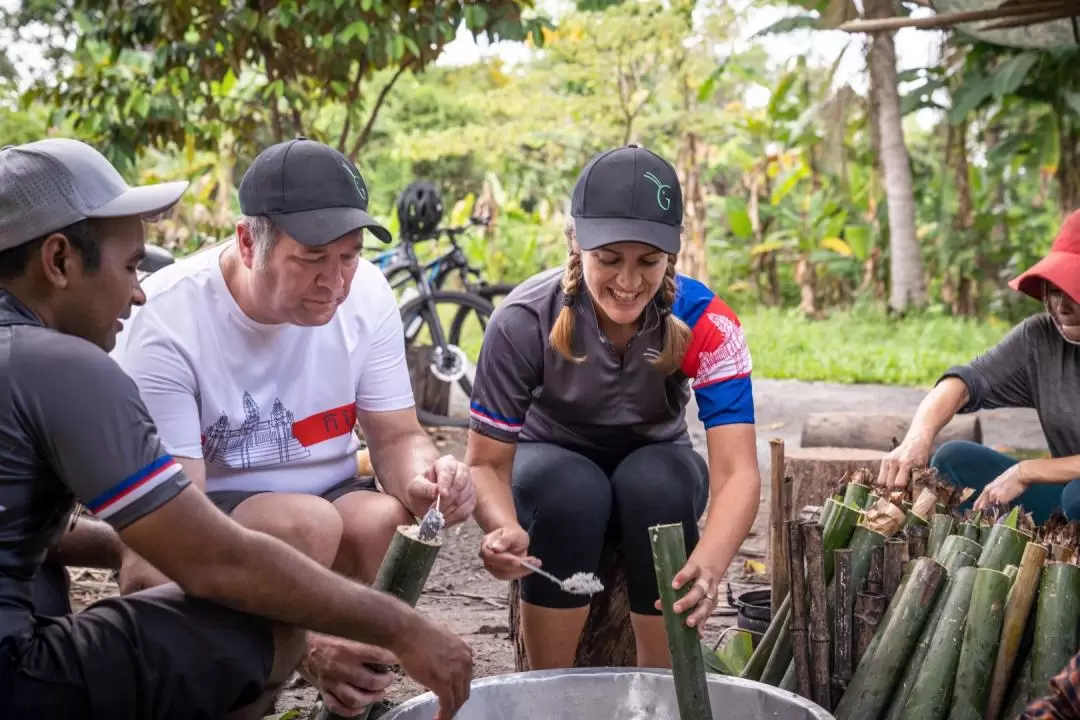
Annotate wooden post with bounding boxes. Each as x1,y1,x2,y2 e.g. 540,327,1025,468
866,545,884,595
803,522,831,711
834,548,855,692
770,438,790,619
787,519,811,700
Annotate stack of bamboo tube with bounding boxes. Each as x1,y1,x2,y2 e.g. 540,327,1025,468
742,469,1080,720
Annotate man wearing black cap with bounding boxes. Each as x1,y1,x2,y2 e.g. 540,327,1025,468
0,138,473,719
467,144,760,671
111,137,476,715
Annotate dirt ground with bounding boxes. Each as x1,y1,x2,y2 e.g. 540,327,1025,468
68,378,1048,717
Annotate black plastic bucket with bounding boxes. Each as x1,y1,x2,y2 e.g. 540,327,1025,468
728,585,772,645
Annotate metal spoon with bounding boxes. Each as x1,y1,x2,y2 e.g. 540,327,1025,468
516,558,604,596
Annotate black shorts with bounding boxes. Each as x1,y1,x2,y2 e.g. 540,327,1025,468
207,475,378,515
3,583,274,720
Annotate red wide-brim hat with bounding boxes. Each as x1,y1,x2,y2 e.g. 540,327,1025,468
1009,209,1080,303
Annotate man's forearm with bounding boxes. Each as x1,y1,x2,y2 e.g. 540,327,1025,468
194,527,418,652
370,430,439,514
48,516,125,570
907,377,970,446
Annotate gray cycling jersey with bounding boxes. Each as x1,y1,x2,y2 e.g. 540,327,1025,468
0,291,189,643
941,313,1080,458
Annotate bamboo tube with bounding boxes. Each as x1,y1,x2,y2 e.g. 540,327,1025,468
769,439,790,618
928,514,955,558
803,522,831,710
844,482,871,509
1003,564,1018,585
650,522,713,720
740,594,788,681
898,565,978,720
947,568,1010,720
884,538,910,600
978,524,994,548
787,520,812,699
1050,543,1076,563
985,542,1046,720
977,525,1029,571
936,534,982,567
834,557,948,720
908,525,929,560
1030,562,1080,697
834,548,855,685
884,550,979,720
1003,652,1034,719
854,592,887,664
320,525,443,720
960,523,980,542
868,545,884,594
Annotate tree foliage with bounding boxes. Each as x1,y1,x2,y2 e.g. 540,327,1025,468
6,0,550,171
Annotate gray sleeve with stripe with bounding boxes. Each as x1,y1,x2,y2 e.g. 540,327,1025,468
468,305,543,443
13,332,190,530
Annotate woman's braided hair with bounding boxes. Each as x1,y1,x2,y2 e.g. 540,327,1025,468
549,219,692,375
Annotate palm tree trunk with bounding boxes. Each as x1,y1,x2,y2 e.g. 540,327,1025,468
864,0,925,312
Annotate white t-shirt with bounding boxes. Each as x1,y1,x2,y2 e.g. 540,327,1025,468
111,241,415,495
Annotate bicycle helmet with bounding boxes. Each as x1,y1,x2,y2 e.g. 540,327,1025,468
396,179,444,242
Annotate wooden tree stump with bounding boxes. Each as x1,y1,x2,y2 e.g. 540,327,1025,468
508,541,636,670
800,412,981,453
405,345,449,417
783,447,885,520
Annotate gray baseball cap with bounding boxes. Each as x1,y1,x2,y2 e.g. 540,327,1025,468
0,138,189,252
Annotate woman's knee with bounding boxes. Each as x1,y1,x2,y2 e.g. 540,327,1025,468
513,443,613,525
610,444,708,517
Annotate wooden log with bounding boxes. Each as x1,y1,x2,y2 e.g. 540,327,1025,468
854,592,887,664
508,541,634,671
986,542,1046,720
948,568,1011,720
770,439,791,619
834,548,855,686
803,522,831,711
800,411,982,453
650,522,713,720
405,344,450,416
783,446,886,521
884,538,910,601
788,520,812,700
835,557,948,720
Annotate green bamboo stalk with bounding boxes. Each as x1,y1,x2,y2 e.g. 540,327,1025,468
935,534,982,567
1003,564,1018,585
317,525,443,720
898,565,979,720
976,524,1029,571
1003,652,1033,718
833,557,948,720
843,482,872,510
960,523,980,542
927,514,955,559
740,594,788,681
882,549,979,720
1030,562,1080,697
986,542,1046,720
936,502,947,515
947,568,1010,720
978,523,994,547
904,511,929,530
650,522,713,720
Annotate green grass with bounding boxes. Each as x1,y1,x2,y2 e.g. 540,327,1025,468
739,306,1014,387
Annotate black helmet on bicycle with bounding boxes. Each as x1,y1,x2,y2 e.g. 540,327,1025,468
396,179,443,242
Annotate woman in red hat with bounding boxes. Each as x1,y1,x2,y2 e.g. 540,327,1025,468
877,209,1080,523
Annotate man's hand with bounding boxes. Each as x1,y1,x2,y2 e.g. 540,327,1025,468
392,616,473,720
478,525,538,581
974,463,1029,512
876,437,932,490
406,454,476,527
118,548,170,595
300,633,398,717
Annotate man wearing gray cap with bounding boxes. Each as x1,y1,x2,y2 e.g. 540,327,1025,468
0,138,472,720
110,137,477,715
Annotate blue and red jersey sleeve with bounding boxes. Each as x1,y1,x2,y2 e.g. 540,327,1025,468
672,275,755,429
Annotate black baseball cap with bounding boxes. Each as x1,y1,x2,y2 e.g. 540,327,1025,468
238,137,392,246
570,144,683,254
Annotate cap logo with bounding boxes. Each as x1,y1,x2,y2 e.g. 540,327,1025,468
342,161,367,200
644,171,671,211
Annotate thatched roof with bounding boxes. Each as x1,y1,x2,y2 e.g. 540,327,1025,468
839,1,1080,49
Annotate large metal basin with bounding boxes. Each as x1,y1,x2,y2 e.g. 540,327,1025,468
381,667,834,720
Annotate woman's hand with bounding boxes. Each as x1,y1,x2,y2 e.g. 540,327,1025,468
653,557,720,635
974,462,1029,512
877,436,933,490
478,525,540,581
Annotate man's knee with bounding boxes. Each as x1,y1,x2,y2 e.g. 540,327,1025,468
232,493,344,567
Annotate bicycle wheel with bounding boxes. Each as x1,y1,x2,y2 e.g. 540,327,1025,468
398,290,494,428
475,282,516,307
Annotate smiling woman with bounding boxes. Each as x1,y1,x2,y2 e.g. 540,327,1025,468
466,144,761,673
